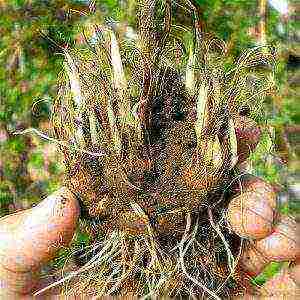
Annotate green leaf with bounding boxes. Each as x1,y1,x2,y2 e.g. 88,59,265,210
251,262,285,286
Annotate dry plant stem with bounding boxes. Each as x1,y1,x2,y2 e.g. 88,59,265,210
224,46,275,115
138,1,173,137
186,0,203,36
153,0,172,66
137,0,155,130
14,128,105,158
138,53,153,129
110,30,129,118
138,0,156,59
259,0,267,45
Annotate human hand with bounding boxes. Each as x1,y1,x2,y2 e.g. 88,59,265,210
233,211,300,298
0,188,79,299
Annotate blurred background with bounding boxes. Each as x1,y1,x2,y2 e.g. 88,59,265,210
0,0,298,235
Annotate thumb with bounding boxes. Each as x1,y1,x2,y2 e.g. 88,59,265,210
0,187,79,295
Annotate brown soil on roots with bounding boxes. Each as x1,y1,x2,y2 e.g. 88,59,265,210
48,2,276,296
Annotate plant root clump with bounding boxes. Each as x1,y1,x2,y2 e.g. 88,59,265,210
38,2,278,298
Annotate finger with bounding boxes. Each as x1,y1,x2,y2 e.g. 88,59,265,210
235,221,300,300
255,215,300,262
0,187,79,294
239,243,270,277
290,258,300,286
226,180,277,240
259,267,300,298
239,215,299,281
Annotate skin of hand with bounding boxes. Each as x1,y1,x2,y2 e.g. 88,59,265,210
0,187,79,299
0,187,298,298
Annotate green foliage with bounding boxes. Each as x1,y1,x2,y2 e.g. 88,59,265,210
0,181,13,215
249,129,282,184
0,1,86,211
251,262,286,286
195,0,257,54
28,152,44,168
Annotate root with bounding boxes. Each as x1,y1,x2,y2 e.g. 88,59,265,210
31,0,276,298
35,204,246,298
